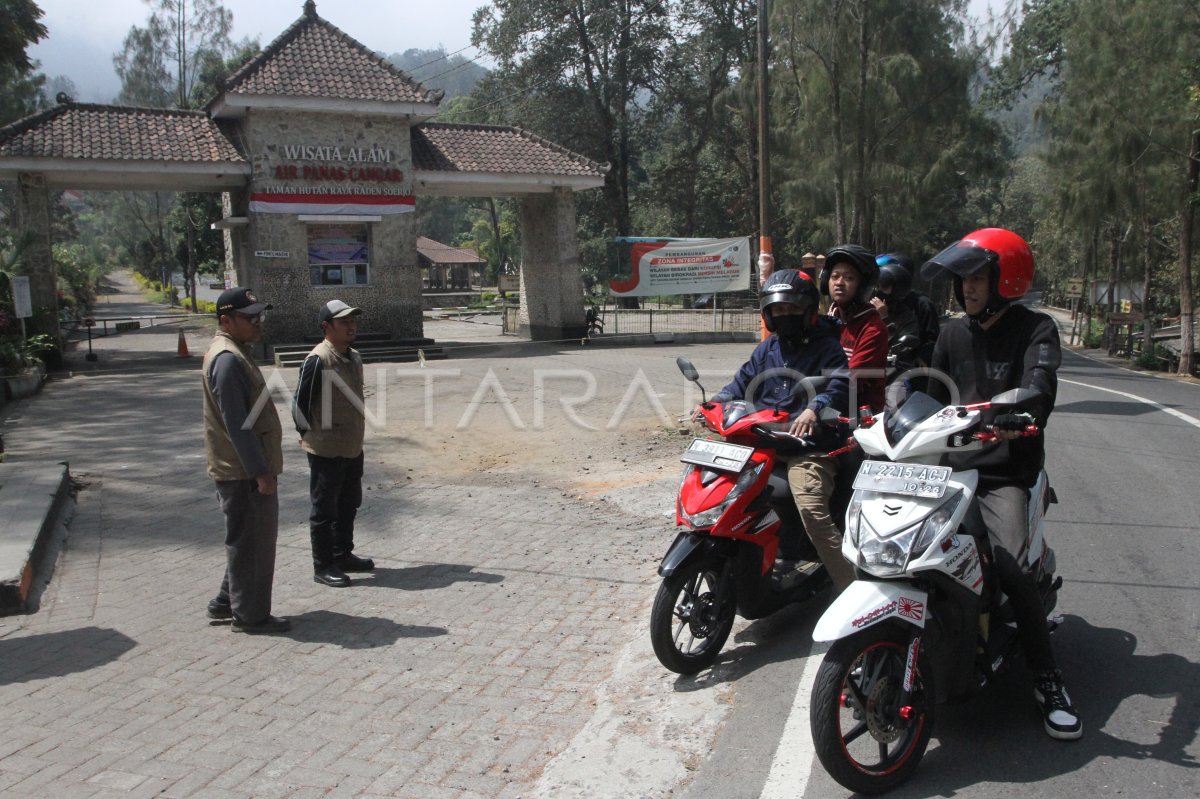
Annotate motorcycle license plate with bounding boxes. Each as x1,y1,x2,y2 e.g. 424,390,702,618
681,438,754,472
853,460,951,498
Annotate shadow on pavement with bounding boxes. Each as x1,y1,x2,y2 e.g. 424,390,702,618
669,598,828,692
881,614,1200,796
0,627,137,685
360,563,505,591
280,609,447,648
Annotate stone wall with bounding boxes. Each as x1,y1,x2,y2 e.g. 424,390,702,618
233,110,422,344
14,173,58,341
517,188,586,341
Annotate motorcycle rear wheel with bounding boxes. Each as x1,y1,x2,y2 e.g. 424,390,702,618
649,557,735,674
809,624,935,794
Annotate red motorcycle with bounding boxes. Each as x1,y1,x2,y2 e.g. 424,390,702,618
650,357,856,674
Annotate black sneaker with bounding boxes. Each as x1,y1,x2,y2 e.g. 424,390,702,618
1034,671,1083,740
206,597,233,620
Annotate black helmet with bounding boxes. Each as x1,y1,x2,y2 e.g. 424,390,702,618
876,252,915,276
760,269,819,333
819,244,878,305
876,262,913,301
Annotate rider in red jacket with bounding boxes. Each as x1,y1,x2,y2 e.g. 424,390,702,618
820,245,889,414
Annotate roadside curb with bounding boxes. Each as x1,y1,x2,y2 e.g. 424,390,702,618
0,462,72,615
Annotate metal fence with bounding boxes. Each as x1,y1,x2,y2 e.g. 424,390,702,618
598,307,761,336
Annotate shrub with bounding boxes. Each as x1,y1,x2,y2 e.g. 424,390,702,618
0,333,55,375
1134,345,1170,371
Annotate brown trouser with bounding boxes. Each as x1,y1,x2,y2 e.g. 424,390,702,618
787,454,855,592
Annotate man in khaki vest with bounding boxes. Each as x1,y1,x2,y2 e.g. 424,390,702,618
292,300,374,587
202,287,289,633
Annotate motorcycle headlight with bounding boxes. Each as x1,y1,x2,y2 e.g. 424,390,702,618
857,521,914,576
846,498,863,547
856,491,963,576
913,492,963,555
680,462,764,528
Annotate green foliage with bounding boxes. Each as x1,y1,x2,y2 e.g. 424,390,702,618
52,242,105,316
993,0,1200,317
772,0,1002,255
115,0,234,109
0,332,54,375
0,0,48,75
1134,344,1170,371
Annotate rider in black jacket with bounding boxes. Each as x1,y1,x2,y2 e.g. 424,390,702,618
922,227,1082,742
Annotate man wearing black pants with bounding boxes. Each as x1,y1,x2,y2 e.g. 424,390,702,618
923,228,1082,741
203,287,289,633
292,299,375,587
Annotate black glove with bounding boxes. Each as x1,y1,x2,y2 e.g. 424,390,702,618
993,412,1035,433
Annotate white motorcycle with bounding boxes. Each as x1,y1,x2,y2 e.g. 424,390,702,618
808,388,1061,794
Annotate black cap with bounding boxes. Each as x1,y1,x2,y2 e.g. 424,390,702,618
216,287,272,317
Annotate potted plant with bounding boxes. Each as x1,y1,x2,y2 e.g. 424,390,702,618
0,334,53,400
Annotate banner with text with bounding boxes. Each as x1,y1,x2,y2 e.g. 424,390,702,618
607,237,751,297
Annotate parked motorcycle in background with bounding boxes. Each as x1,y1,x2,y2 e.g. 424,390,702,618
649,358,854,674
807,388,1061,793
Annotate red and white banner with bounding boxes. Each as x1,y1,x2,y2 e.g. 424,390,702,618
609,237,751,297
249,192,415,215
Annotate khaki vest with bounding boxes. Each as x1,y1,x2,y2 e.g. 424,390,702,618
299,339,366,459
201,332,284,480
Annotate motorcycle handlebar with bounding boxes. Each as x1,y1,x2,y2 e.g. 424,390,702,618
974,424,1040,442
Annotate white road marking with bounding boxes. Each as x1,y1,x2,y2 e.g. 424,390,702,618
1059,378,1200,430
760,642,827,798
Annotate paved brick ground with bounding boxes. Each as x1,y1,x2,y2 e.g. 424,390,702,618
0,275,747,798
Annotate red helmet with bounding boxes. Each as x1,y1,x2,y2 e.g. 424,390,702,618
921,227,1034,301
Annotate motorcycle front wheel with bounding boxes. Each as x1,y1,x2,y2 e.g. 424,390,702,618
809,624,935,794
649,556,735,674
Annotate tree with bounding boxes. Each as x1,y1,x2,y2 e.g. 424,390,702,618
0,0,47,75
471,1,671,237
996,0,1200,371
114,0,233,110
772,0,1001,254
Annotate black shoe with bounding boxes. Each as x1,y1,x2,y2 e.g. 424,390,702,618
314,565,351,587
206,597,232,620
1034,670,1083,740
335,553,375,572
231,615,291,634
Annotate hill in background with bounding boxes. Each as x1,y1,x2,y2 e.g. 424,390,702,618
386,47,488,100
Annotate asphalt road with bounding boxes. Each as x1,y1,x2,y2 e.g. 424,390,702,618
675,347,1200,798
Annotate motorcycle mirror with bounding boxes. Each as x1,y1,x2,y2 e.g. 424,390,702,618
676,357,701,383
990,387,1042,407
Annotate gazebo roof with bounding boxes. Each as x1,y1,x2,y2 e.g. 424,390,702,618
417,236,487,266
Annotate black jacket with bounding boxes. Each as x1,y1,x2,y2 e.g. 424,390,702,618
929,304,1060,487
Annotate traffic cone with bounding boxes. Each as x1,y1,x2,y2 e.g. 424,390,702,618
176,328,190,358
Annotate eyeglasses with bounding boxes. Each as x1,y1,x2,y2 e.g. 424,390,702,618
237,312,264,325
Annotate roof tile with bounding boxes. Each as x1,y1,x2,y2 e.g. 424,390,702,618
220,5,439,105
0,104,246,163
413,123,608,178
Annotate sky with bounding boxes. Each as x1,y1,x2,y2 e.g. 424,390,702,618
28,0,493,102
27,0,1005,104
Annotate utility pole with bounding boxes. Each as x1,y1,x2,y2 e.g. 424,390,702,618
756,0,772,340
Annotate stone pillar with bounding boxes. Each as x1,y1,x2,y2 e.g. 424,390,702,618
14,172,59,341
518,188,586,341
